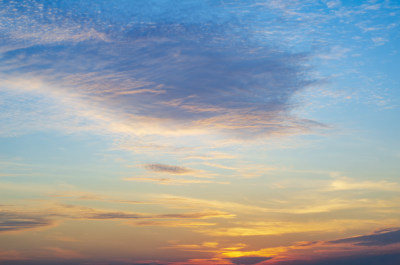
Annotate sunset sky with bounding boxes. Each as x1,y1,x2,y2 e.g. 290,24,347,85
0,0,400,264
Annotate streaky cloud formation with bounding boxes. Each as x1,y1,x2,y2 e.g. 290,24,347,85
0,202,234,235
228,256,273,265
144,164,193,174
329,228,400,246
274,253,400,265
0,211,55,233
122,177,229,185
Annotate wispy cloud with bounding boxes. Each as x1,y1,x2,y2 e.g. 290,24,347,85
0,1,108,47
0,200,235,235
56,203,235,221
0,0,322,145
42,247,86,260
329,228,400,246
157,210,234,220
0,249,26,261
0,211,55,234
329,175,400,191
274,253,400,265
228,256,272,265
130,220,216,228
198,219,397,237
143,164,193,174
122,177,228,185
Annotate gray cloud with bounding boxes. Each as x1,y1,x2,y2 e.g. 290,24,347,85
0,211,54,233
0,0,321,139
57,204,233,221
329,228,400,246
86,212,142,220
144,164,193,174
228,256,273,265
122,177,228,185
85,210,232,220
0,260,165,265
156,210,234,219
274,253,400,265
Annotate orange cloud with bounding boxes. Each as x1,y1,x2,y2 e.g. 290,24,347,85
129,220,216,227
0,249,27,261
43,247,87,259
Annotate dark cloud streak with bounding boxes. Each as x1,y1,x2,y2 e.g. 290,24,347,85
274,253,400,265
144,164,193,174
0,212,54,233
228,256,272,265
329,228,400,246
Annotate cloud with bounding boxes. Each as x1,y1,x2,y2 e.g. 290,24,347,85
0,260,166,265
149,193,378,216
1,0,397,145
0,249,26,261
329,228,400,246
0,201,235,234
139,163,218,180
163,241,220,251
362,3,381,11
329,175,400,191
184,152,236,160
372,37,387,46
144,164,193,174
55,203,234,222
130,220,216,227
122,177,229,185
43,247,86,259
169,258,232,265
0,211,55,233
86,212,142,220
0,195,239,232
198,219,390,237
0,0,320,143
0,1,108,46
317,46,350,60
274,253,400,265
325,1,341,9
79,207,234,221
156,210,234,219
227,256,273,265
152,195,270,213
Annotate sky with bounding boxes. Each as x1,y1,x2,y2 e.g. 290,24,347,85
0,0,399,264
